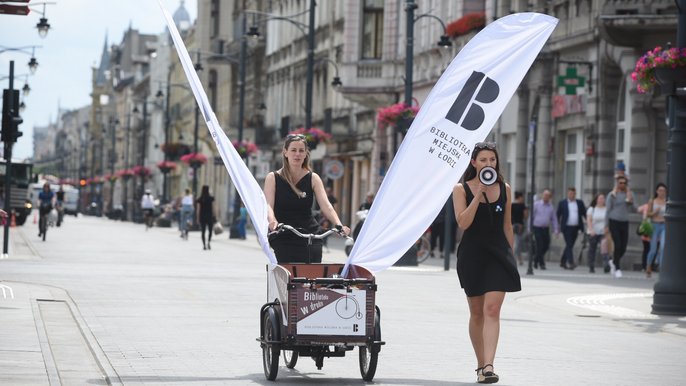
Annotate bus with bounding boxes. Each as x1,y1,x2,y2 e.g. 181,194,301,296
0,159,33,226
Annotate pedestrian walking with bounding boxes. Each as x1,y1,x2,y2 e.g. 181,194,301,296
511,191,528,265
586,193,608,273
263,134,350,263
195,185,216,250
430,203,446,258
556,187,586,269
605,175,635,278
531,189,559,269
453,142,520,384
179,188,194,239
645,183,667,278
237,204,248,240
359,192,374,211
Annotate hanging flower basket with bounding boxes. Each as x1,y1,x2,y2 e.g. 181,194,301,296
377,102,420,133
103,173,118,183
156,160,178,174
160,142,192,160
446,12,485,38
232,140,259,157
116,168,135,180
180,152,208,168
88,176,103,186
631,46,686,94
132,165,151,178
289,127,332,150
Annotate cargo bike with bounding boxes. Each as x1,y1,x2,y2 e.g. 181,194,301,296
258,224,385,381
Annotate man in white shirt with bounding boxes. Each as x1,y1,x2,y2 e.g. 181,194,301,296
141,189,155,228
556,187,586,269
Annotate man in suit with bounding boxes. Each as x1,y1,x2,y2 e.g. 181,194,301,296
557,187,586,269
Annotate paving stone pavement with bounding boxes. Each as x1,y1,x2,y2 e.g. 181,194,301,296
1,216,685,385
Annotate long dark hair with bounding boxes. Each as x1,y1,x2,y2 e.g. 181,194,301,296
198,185,211,200
462,143,504,183
589,193,604,208
653,182,667,198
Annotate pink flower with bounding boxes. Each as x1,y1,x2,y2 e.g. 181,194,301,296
180,152,208,166
376,103,419,129
631,46,686,93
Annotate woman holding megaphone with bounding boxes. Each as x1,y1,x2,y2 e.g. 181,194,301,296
453,141,521,384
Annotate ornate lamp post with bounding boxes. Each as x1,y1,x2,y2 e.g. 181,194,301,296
652,0,686,315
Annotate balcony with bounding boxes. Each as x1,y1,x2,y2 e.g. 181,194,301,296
598,0,678,47
338,60,401,108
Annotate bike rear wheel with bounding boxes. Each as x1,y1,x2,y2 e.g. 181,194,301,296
416,235,431,263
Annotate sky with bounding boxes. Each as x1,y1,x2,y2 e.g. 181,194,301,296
0,0,197,160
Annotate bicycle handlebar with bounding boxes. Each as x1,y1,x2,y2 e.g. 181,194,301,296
269,223,352,242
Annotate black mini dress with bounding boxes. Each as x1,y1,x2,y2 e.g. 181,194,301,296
456,181,521,297
268,171,322,263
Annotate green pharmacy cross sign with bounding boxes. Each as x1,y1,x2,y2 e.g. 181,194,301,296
558,67,586,95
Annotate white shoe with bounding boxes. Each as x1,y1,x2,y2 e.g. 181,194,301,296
609,260,616,275
614,269,622,278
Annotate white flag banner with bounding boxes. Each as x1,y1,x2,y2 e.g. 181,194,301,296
157,0,277,265
343,13,557,276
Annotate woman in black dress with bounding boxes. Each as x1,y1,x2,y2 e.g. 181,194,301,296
195,185,216,250
263,134,350,263
453,142,520,384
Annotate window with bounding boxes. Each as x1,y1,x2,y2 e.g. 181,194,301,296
616,75,631,170
564,130,584,193
209,70,218,110
211,0,220,38
361,0,384,59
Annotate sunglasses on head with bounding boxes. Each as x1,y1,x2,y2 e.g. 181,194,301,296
286,134,306,140
475,141,496,150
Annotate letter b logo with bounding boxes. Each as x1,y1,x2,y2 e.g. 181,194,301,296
446,71,499,131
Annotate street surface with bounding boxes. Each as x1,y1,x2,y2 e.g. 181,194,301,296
1,216,685,385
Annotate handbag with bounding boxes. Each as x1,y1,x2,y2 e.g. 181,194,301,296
213,221,224,235
637,219,653,237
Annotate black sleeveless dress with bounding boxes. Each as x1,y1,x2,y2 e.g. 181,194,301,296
269,171,322,263
456,182,521,297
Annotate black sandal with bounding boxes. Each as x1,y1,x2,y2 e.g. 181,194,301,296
481,364,499,384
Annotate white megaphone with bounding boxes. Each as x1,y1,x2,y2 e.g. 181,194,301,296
479,166,498,186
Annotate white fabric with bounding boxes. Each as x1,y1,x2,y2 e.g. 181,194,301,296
158,0,277,265
587,206,606,235
181,194,193,206
141,194,155,209
343,13,558,276
567,199,579,226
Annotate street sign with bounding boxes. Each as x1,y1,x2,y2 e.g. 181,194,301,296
557,67,586,95
324,159,344,180
0,4,30,15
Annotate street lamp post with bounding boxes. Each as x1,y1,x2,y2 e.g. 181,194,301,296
122,112,132,221
1,60,21,256
401,1,452,149
652,0,686,315
247,0,316,129
0,46,41,74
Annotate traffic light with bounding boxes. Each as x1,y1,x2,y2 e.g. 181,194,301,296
2,89,23,143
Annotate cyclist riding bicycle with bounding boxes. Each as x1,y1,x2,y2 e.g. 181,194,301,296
141,189,155,229
37,183,55,239
55,185,65,227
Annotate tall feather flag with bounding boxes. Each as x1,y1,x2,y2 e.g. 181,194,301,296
343,13,557,276
157,0,277,265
